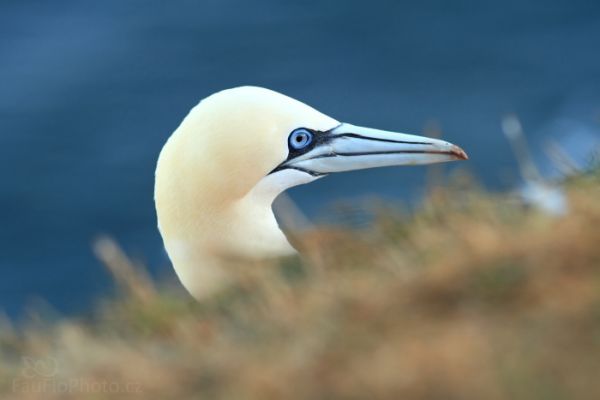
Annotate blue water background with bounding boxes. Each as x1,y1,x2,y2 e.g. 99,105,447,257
1,0,600,316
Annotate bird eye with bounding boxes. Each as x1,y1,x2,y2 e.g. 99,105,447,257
289,129,313,150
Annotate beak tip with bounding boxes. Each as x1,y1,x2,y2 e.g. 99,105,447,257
451,145,469,160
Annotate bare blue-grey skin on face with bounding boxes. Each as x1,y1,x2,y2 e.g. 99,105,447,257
154,86,468,299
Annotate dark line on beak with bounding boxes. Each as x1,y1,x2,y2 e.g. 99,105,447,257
331,133,434,145
269,165,327,177
309,150,460,159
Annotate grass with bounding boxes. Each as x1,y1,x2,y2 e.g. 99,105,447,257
1,169,600,399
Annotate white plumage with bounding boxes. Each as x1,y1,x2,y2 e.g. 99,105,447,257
155,87,467,299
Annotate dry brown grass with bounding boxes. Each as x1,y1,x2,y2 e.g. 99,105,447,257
1,171,600,400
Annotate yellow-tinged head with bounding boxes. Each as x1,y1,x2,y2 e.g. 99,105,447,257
155,86,467,299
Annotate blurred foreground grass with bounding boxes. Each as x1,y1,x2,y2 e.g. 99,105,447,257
1,170,600,400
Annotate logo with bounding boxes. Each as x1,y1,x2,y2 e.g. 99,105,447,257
21,357,58,378
13,356,142,394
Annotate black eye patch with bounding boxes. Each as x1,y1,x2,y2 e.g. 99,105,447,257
268,126,334,176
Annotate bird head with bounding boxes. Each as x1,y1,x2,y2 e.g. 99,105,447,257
156,86,467,210
155,86,468,297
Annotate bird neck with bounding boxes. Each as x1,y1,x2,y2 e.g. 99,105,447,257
158,182,295,300
224,174,297,258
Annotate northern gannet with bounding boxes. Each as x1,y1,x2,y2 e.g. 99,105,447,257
155,86,468,299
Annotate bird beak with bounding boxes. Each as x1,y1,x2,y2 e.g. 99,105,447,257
282,123,468,175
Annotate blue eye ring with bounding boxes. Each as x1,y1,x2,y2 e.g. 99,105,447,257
289,128,313,150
